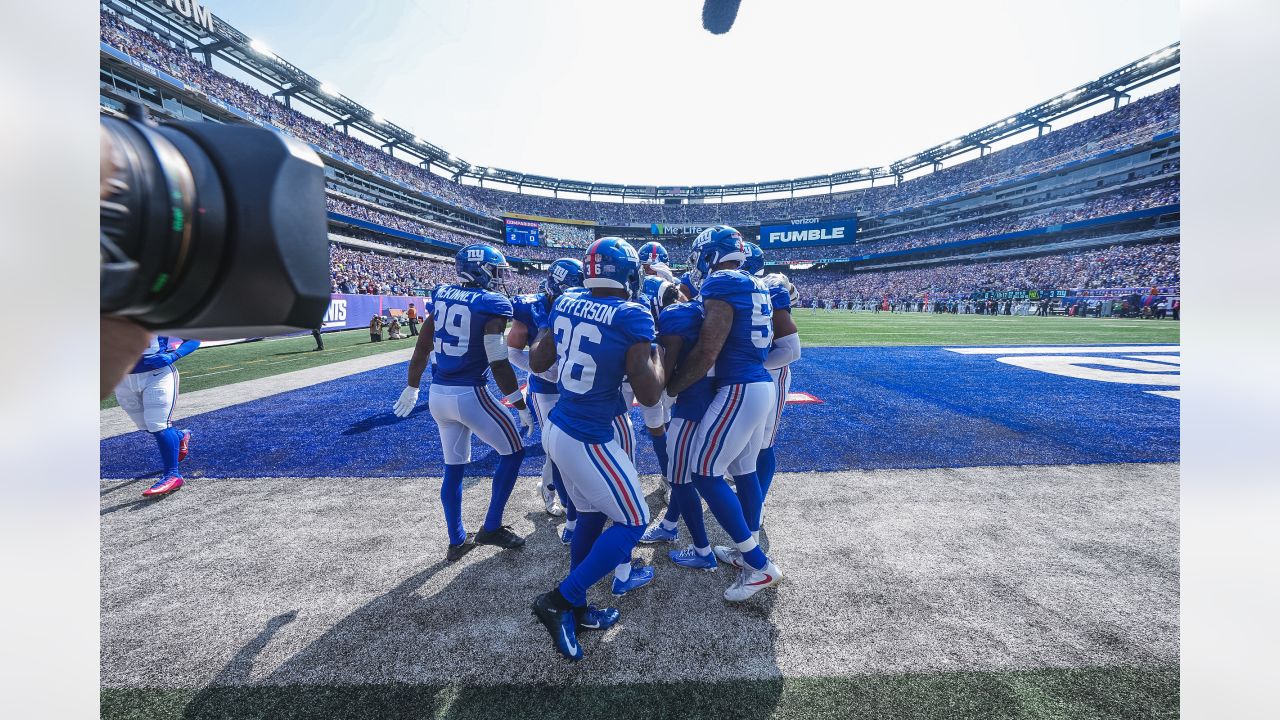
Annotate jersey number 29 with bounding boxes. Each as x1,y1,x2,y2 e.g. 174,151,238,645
433,301,471,356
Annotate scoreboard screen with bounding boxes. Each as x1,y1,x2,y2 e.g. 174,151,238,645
504,218,541,246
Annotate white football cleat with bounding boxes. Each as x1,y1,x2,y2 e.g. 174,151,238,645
712,545,745,569
538,481,565,517
724,560,783,602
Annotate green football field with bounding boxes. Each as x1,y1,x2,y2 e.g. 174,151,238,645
102,312,1179,408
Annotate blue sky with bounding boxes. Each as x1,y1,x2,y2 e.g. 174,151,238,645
211,0,1178,186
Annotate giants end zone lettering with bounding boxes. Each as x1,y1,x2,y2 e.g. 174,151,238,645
322,299,348,328
759,216,858,248
164,0,216,33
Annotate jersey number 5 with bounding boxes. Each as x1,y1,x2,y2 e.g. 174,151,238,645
750,291,773,349
553,316,601,394
433,301,471,356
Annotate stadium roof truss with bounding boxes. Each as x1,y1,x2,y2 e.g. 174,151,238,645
105,0,1179,202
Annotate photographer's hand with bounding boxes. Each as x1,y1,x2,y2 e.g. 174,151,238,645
100,317,151,399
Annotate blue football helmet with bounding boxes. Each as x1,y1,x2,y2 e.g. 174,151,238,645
646,279,677,318
456,244,511,293
637,242,669,268
742,242,765,277
688,225,746,287
543,258,585,298
583,237,641,298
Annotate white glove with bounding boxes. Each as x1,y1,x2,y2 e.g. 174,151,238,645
649,261,676,283
393,386,419,418
517,405,534,436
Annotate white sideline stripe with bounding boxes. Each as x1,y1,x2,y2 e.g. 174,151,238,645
100,347,415,439
945,345,1179,355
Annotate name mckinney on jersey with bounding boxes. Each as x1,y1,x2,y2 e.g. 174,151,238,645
436,285,486,302
554,295,620,325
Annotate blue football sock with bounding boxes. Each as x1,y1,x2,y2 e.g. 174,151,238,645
757,446,777,499
550,462,577,522
482,448,525,532
734,471,763,534
152,427,184,476
662,482,682,525
650,432,669,479
441,463,467,545
693,473,767,570
559,522,644,607
569,512,607,571
671,483,708,549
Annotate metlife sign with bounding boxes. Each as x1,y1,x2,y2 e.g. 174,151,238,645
759,215,858,249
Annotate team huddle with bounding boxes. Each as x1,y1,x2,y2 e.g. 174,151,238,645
391,226,801,661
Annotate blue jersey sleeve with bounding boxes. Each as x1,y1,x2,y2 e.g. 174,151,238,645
769,284,792,313
511,294,537,329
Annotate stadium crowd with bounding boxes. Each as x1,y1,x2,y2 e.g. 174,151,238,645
102,11,1180,236
469,87,1179,225
101,12,488,215
330,244,538,296
787,241,1180,305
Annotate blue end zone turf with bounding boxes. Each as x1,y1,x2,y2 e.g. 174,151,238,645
100,346,1179,479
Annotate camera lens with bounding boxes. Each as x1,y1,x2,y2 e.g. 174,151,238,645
100,114,227,325
99,109,331,340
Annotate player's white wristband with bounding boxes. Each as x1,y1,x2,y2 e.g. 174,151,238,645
503,389,524,406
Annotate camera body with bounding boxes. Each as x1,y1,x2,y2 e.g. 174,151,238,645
101,106,331,339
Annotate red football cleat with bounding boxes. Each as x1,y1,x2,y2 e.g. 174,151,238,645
142,475,184,498
177,429,192,462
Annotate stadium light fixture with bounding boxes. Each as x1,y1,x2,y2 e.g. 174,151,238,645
371,113,384,124
319,82,340,96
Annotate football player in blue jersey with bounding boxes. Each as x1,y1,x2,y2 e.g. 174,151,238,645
506,258,586,524
666,226,784,601
742,243,801,510
649,297,720,569
528,237,666,661
113,336,200,498
392,244,530,562
632,241,679,487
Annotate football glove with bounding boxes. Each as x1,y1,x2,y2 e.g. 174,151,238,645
392,386,419,418
517,405,535,436
649,261,676,283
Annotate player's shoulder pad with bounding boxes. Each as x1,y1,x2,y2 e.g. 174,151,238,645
699,269,753,298
476,289,514,317
658,300,702,333
617,299,657,336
